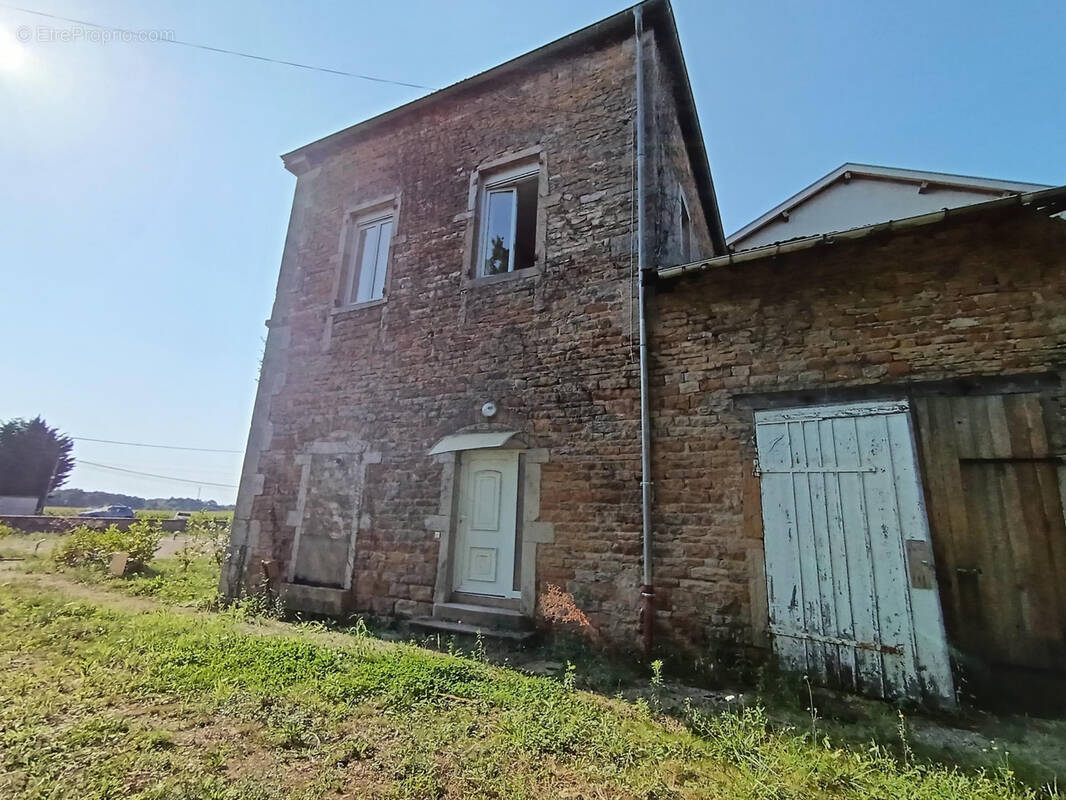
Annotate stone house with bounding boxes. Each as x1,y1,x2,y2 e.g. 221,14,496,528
222,0,724,637
222,0,1066,707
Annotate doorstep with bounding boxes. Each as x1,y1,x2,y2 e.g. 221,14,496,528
409,616,536,642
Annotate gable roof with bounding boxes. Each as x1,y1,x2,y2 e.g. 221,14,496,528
728,163,1051,249
280,0,726,255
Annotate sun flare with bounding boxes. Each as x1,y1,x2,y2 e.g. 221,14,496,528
0,28,28,72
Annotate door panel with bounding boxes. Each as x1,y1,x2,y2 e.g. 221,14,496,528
472,470,502,530
756,401,955,707
454,450,519,597
914,394,1066,672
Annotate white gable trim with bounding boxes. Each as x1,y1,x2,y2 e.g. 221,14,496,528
729,163,1051,247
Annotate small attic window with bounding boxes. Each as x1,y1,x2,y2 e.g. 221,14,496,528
478,165,539,276
678,187,692,263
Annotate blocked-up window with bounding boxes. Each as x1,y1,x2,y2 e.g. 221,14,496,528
478,165,538,276
290,451,363,589
342,213,393,305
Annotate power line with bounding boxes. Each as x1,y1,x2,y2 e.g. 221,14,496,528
0,3,435,90
72,436,242,454
2,4,597,119
78,459,238,489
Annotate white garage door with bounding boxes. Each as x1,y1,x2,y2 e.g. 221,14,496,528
755,400,955,707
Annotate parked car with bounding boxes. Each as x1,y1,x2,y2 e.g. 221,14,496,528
78,505,135,519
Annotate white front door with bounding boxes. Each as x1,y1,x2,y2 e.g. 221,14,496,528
454,449,519,597
755,400,955,707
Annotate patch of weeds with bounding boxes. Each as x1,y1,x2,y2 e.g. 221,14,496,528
138,729,176,751
62,715,130,747
119,556,221,607
681,700,1037,799
391,751,445,800
263,703,329,750
328,735,376,766
220,581,286,621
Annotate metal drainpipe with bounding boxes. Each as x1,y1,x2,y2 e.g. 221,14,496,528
633,5,655,657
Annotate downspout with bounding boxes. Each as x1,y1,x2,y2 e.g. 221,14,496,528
633,5,655,657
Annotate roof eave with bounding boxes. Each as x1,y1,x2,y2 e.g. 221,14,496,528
650,1,727,254
661,184,1066,280
281,1,656,174
277,0,728,256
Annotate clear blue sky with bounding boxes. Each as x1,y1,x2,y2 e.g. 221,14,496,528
1,0,1062,505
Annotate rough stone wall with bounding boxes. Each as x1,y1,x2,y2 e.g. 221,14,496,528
647,33,714,267
649,211,1066,655
235,31,694,645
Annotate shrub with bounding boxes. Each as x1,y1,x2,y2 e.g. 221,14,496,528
52,520,162,571
184,512,230,564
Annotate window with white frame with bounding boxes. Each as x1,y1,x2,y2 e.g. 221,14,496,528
342,212,394,305
678,186,692,263
478,164,539,277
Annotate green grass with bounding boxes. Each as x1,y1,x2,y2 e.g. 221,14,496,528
0,560,1053,800
60,554,222,607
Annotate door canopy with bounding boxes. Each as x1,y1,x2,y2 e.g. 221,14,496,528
428,430,519,456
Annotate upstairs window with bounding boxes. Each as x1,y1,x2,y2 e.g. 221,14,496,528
478,165,538,277
342,212,393,305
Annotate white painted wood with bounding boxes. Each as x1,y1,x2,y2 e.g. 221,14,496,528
428,430,518,455
454,449,519,597
729,163,1050,249
345,213,393,304
756,401,955,706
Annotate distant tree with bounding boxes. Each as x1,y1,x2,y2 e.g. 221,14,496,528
0,417,75,511
47,488,143,510
46,488,234,512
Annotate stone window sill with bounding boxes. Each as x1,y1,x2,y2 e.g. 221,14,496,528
332,298,386,317
468,265,540,288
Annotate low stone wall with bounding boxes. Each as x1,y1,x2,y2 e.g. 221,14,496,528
0,516,189,534
0,496,38,515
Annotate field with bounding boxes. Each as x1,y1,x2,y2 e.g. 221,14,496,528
43,507,234,521
0,529,1063,799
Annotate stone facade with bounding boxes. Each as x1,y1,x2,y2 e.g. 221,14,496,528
650,210,1066,655
223,11,717,648
224,0,1065,662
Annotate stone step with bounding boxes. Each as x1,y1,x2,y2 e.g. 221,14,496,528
433,601,533,631
409,616,536,642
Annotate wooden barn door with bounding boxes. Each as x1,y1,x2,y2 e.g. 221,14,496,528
755,401,955,707
913,395,1066,676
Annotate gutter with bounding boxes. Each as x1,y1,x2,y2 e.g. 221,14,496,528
634,5,656,657
659,185,1066,280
